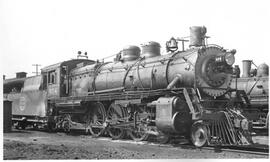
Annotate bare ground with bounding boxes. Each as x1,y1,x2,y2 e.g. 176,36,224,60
3,129,269,159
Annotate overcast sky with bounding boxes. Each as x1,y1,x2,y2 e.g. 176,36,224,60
0,0,270,78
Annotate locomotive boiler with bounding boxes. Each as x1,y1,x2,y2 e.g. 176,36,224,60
231,60,269,129
4,26,252,147
71,26,234,98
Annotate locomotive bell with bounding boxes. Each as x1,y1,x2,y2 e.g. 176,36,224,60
141,41,161,58
166,37,178,52
189,26,207,47
250,68,257,77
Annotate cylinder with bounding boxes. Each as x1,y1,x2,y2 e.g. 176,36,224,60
155,97,191,134
121,45,140,61
257,63,269,77
189,26,207,47
141,41,161,58
242,60,252,77
4,100,12,133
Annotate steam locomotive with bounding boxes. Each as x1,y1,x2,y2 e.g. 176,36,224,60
4,26,253,147
231,60,269,130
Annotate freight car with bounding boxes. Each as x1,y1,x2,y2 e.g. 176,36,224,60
4,26,253,147
231,60,269,130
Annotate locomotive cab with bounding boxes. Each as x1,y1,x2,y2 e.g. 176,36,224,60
41,59,95,98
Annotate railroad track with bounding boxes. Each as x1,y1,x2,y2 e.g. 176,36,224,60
95,135,269,156
156,143,269,156
13,128,269,156
159,143,268,156
201,146,269,156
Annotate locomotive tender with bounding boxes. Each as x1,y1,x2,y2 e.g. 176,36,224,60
4,26,253,147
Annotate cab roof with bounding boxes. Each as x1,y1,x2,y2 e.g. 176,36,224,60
41,59,95,72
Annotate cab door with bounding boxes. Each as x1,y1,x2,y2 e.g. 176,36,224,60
60,65,69,97
46,68,60,98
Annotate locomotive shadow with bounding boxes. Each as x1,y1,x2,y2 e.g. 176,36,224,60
5,129,32,134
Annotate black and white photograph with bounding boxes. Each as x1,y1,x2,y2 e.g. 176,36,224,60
0,0,269,160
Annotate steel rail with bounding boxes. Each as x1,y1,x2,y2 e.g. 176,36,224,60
157,142,269,156
202,146,269,156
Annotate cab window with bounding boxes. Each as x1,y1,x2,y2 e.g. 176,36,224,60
42,74,47,89
48,70,56,84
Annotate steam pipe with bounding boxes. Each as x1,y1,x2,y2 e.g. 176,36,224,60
167,74,183,89
88,87,124,95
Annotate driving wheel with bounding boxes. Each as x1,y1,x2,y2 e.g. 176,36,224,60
107,103,128,139
89,102,106,137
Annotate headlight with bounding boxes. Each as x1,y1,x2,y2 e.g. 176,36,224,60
225,53,235,66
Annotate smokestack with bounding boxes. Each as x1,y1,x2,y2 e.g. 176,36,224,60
189,26,207,47
242,60,252,77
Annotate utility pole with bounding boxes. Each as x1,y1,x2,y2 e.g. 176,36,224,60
32,64,41,76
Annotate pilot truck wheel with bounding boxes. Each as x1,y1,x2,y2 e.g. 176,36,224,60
190,121,209,147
